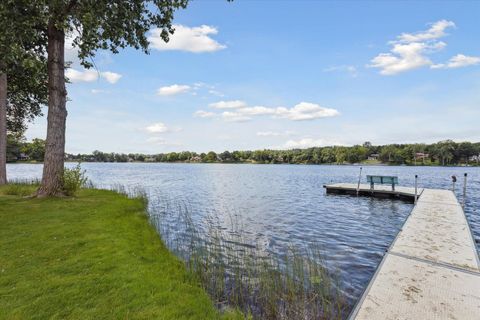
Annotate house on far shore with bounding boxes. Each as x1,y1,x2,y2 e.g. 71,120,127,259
190,156,202,162
18,153,29,161
367,153,379,161
469,155,480,162
414,152,429,160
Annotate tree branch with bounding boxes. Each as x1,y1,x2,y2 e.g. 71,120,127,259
62,0,78,18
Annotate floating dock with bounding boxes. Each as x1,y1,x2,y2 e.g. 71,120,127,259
324,183,422,202
324,184,480,320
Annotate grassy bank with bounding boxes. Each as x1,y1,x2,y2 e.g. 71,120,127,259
0,185,236,319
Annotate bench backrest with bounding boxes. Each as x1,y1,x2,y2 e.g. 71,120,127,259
366,175,398,185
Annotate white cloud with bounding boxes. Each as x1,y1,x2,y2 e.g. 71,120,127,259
208,89,225,97
193,82,207,88
146,137,167,144
91,89,109,94
101,71,122,84
257,131,296,137
145,122,170,133
275,102,340,121
281,138,341,149
237,106,276,116
209,100,247,109
206,101,339,122
156,82,224,97
257,131,282,137
146,137,182,146
190,82,225,97
66,68,122,83
396,20,455,43
148,24,226,53
323,65,358,77
66,69,99,82
157,84,191,96
431,54,480,69
221,111,251,122
369,42,439,75
368,20,470,75
194,110,216,118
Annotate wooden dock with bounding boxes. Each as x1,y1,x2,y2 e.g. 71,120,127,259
324,184,480,320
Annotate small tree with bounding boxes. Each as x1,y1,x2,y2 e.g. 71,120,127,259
22,138,46,162
204,151,218,162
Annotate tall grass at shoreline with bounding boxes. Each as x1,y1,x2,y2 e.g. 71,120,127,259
2,179,40,196
148,200,347,320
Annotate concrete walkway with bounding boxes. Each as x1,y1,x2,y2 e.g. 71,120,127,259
349,189,480,320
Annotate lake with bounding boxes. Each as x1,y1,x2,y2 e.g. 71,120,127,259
7,163,480,308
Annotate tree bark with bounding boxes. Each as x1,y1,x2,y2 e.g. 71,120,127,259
37,20,67,196
0,72,7,185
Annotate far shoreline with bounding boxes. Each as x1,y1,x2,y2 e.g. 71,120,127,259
8,160,479,168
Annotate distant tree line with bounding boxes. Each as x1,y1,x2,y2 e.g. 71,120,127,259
9,138,480,166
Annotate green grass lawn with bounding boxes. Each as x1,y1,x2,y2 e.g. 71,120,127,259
0,185,234,320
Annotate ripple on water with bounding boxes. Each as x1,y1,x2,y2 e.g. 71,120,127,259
7,163,480,309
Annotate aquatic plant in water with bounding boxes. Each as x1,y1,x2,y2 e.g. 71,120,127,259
148,199,347,320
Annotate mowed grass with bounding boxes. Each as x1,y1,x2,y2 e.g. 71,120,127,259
0,185,232,320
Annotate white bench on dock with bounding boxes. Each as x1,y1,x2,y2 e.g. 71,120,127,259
338,188,480,320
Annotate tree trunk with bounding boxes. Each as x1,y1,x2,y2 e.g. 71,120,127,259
0,72,7,185
37,20,67,197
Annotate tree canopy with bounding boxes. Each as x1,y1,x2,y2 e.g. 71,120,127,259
0,0,48,184
6,56,48,133
4,0,190,195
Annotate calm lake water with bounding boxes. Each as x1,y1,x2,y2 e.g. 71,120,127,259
7,163,480,308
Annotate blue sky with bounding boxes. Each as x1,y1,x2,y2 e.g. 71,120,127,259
26,1,480,154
